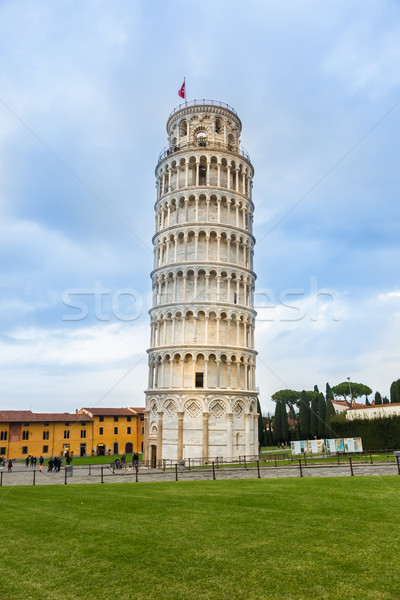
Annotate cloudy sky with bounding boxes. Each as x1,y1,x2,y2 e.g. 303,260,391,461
1,0,399,415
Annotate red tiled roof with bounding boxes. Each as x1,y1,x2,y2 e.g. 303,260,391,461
0,410,35,422
0,411,90,423
348,402,400,411
332,400,366,409
31,413,92,422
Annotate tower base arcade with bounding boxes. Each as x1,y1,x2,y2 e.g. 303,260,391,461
143,391,258,464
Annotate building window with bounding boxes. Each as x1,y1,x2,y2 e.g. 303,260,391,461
81,430,86,439
114,416,119,422
81,422,86,426
0,447,6,455
22,446,28,454
195,372,204,388
196,131,207,147
43,445,49,453
127,416,131,422
44,423,49,427
0,431,7,441
22,431,29,441
142,427,144,434
140,416,144,421
23,423,29,427
99,427,103,435
65,422,70,427
43,431,49,440
127,427,131,434
114,427,118,435
99,416,104,422
64,430,70,439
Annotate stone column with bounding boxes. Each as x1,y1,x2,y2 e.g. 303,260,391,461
177,412,184,461
253,413,259,454
244,412,251,457
226,412,233,462
143,410,150,462
202,412,209,464
157,411,163,464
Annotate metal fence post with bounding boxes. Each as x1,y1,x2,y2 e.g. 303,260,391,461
349,456,354,476
257,460,261,479
244,455,247,469
298,459,303,478
274,454,277,467
175,463,178,481
370,452,373,465
33,470,36,486
135,464,139,482
396,455,400,475
212,462,216,480
89,464,91,476
0,471,2,486
64,468,67,485
101,466,104,484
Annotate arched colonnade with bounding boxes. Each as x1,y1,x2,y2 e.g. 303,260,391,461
152,268,255,308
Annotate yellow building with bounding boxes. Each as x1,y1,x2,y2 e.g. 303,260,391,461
79,407,144,456
0,407,144,460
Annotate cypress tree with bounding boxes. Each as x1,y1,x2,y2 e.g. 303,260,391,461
375,392,382,405
314,385,319,393
365,397,371,406
299,390,310,439
383,396,390,404
317,393,326,438
325,397,336,437
326,382,334,401
267,415,273,446
281,401,289,444
273,401,282,444
257,398,263,448
390,380,400,403
310,393,318,438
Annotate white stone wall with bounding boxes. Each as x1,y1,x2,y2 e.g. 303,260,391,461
347,403,400,420
144,102,259,464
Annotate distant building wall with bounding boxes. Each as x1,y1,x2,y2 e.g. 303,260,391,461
346,403,400,420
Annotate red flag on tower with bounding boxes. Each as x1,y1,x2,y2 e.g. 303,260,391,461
178,80,185,99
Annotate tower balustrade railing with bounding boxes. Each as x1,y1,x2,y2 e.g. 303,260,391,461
168,99,239,118
157,139,251,165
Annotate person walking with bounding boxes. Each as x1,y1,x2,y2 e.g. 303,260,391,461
39,456,44,471
7,459,12,472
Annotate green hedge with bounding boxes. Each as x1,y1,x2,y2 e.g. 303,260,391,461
331,415,400,451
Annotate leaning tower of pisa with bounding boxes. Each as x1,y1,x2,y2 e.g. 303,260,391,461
143,99,259,465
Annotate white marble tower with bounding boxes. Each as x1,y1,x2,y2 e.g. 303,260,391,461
144,100,259,465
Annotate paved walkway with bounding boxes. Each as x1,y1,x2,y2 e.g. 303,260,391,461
1,461,399,487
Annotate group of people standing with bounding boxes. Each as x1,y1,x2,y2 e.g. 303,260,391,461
47,456,63,472
25,455,44,469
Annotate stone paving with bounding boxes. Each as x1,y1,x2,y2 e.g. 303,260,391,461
1,461,399,488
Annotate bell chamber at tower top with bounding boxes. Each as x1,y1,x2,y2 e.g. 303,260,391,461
155,100,253,201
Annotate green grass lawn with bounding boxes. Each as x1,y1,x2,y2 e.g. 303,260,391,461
0,477,399,600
